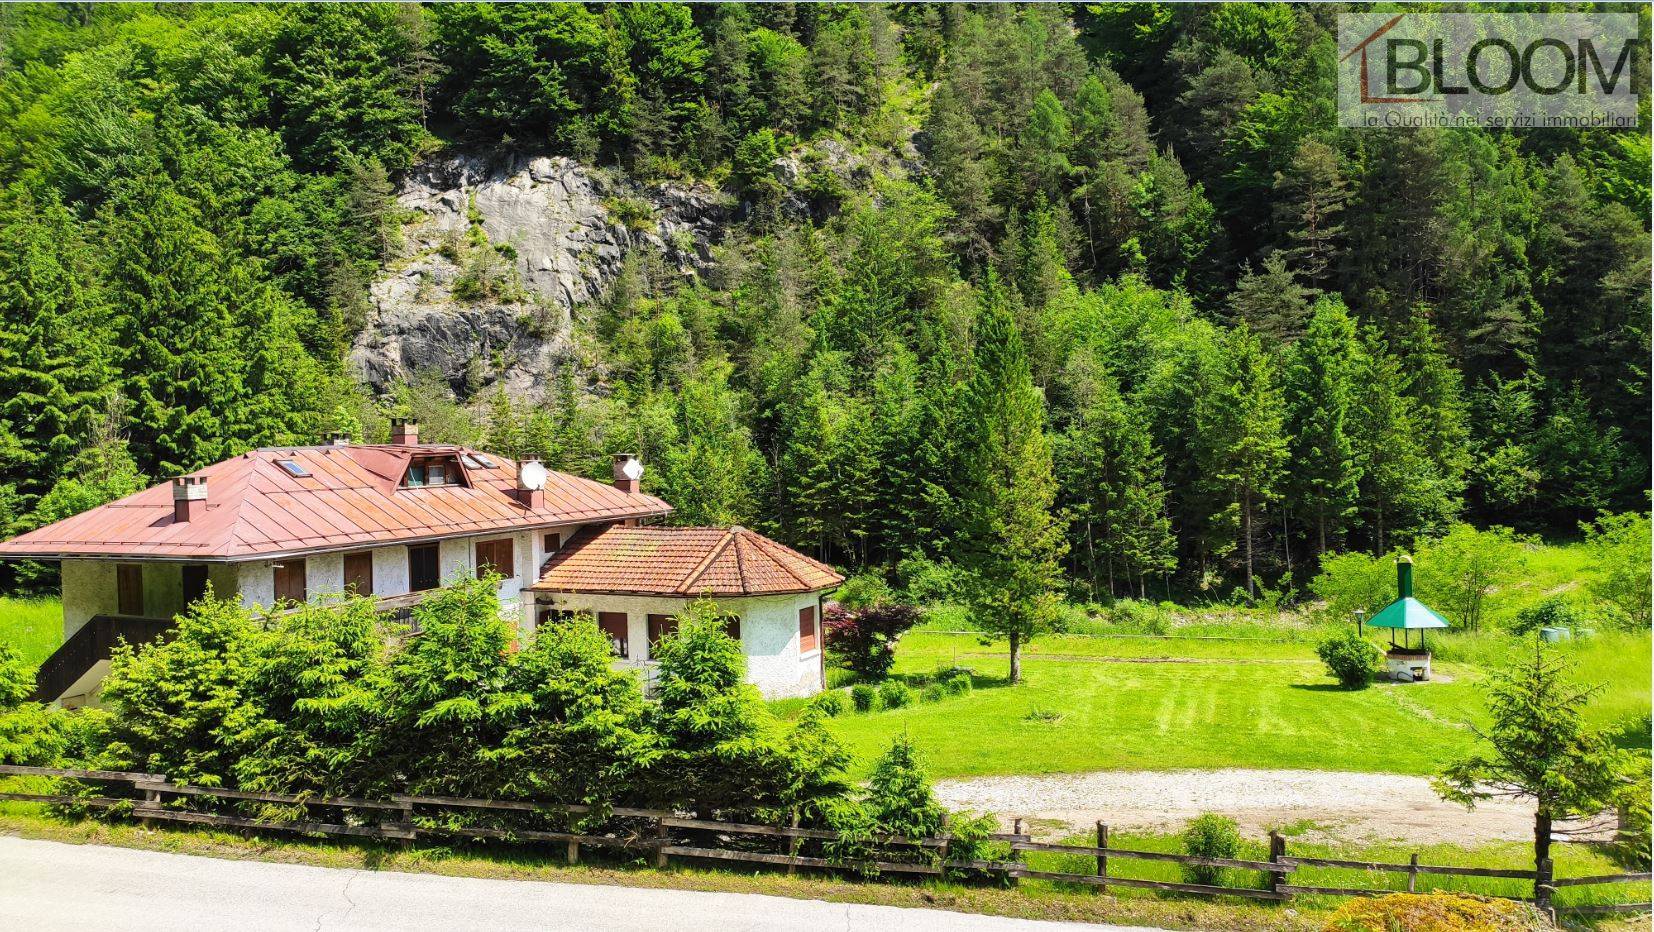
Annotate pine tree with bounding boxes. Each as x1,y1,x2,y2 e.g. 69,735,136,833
1285,297,1362,556
955,274,1065,683
1015,88,1073,203
1352,328,1458,551
1227,252,1315,343
1272,139,1350,288
1196,324,1287,599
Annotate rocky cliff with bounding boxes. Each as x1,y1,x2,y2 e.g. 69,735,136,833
351,154,729,397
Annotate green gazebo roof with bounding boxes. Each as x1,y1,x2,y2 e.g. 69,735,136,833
1368,596,1451,630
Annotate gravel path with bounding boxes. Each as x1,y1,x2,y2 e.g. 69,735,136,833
934,769,1549,845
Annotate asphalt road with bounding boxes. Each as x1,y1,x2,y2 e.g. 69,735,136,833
0,836,1158,932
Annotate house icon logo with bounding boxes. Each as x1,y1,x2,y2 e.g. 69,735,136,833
1338,13,1439,105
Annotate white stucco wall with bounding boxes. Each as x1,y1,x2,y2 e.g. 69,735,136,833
533,590,824,699
61,559,117,638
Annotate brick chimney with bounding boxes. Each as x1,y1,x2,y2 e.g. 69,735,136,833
173,476,208,523
390,418,419,445
612,454,643,493
516,457,545,509
327,431,351,447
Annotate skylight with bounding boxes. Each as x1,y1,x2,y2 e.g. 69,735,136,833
461,453,494,470
276,459,310,478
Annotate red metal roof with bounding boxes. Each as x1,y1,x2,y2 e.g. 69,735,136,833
532,525,843,597
0,445,671,561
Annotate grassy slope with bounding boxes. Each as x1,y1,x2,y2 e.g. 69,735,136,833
0,596,60,667
822,630,1650,781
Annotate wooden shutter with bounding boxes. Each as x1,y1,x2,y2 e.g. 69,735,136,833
181,565,208,607
344,552,374,596
647,613,678,648
543,532,561,553
273,559,307,603
475,538,514,578
798,605,818,653
116,564,143,616
409,545,440,591
597,611,629,658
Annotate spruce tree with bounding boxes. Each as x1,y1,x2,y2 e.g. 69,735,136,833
1196,324,1287,599
1285,297,1362,556
1227,252,1315,343
1272,139,1350,288
955,274,1065,684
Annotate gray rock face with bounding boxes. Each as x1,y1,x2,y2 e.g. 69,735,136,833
352,153,728,397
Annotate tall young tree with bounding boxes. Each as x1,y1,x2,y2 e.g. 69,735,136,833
1271,138,1350,288
1284,297,1362,556
955,275,1065,684
1196,324,1287,598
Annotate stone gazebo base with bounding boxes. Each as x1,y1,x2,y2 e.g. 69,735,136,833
1384,648,1432,682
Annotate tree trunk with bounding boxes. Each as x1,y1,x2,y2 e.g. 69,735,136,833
1008,629,1022,684
1317,504,1327,556
1242,486,1255,599
1534,808,1554,909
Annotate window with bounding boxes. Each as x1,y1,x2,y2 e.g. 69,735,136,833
344,552,374,596
722,615,741,642
409,544,439,592
475,538,514,578
461,453,494,470
647,613,678,649
275,459,310,477
402,455,465,488
597,611,629,658
798,605,818,653
273,559,307,603
181,565,208,607
116,564,143,616
543,532,561,554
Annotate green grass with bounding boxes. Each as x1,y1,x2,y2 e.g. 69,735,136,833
0,596,61,667
818,628,1650,781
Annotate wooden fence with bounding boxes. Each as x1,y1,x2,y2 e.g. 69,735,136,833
1,764,1646,916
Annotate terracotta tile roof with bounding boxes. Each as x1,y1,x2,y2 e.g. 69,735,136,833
0,445,671,561
532,525,844,597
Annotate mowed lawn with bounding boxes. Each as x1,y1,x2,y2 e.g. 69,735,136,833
823,630,1651,780
0,596,61,667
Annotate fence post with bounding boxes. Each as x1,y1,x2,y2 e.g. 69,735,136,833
652,814,670,869
1009,818,1025,887
1407,852,1418,893
1267,831,1287,898
398,797,415,850
1096,821,1109,895
786,810,802,876
566,836,580,865
1535,857,1554,914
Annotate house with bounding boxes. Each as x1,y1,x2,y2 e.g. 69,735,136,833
0,420,841,706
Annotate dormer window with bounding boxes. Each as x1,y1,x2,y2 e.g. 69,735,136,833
402,455,467,489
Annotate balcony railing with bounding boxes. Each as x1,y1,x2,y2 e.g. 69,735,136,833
32,615,172,704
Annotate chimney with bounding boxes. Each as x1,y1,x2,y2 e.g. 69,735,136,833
173,476,208,523
612,453,642,493
327,431,352,447
516,456,545,509
390,418,419,445
1396,554,1414,599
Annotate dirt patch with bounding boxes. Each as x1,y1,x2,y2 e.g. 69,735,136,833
933,769,1597,846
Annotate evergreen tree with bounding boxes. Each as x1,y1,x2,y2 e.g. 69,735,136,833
955,274,1065,683
1272,138,1349,288
1284,297,1362,556
1352,328,1458,551
1226,252,1315,342
1196,324,1287,598
1014,88,1073,203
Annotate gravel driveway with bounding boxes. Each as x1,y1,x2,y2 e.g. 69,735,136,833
934,768,1550,845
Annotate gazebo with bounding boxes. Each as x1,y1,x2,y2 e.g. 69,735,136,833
1367,555,1449,682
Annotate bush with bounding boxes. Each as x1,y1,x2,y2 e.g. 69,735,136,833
1311,549,1401,621
935,666,973,696
1323,892,1547,932
1316,629,1382,688
1104,599,1172,635
834,572,894,610
877,681,912,709
920,684,945,703
824,601,922,681
894,552,962,604
1508,595,1582,636
850,683,879,713
1180,813,1241,885
811,690,847,717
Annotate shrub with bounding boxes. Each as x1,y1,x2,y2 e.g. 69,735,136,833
935,666,973,696
850,683,879,713
1582,511,1651,630
824,601,922,681
811,690,847,717
877,681,912,709
1104,599,1172,635
1508,595,1582,636
1311,549,1400,621
1316,629,1382,688
834,572,894,610
1180,813,1241,885
920,684,945,703
1323,892,1547,932
894,552,962,604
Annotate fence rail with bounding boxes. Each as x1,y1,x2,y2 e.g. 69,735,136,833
0,764,1646,917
